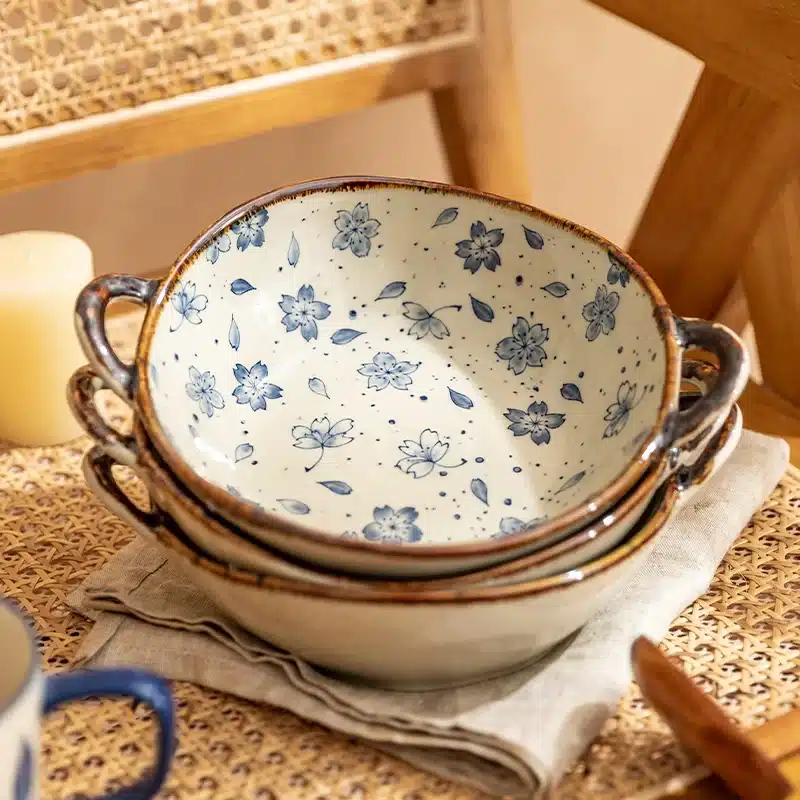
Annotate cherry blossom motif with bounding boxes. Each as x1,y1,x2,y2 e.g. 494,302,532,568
358,352,419,391
332,203,380,256
495,316,549,375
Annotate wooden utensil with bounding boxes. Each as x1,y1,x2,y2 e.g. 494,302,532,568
632,636,799,800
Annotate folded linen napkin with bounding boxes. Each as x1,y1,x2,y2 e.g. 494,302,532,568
67,430,788,798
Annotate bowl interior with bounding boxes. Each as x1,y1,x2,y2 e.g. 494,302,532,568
143,181,669,546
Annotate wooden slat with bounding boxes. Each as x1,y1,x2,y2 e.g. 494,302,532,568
431,0,530,202
740,380,800,466
627,68,800,320
587,0,800,107
0,46,467,195
742,176,800,407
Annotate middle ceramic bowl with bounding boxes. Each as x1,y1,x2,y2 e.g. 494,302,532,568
75,177,748,578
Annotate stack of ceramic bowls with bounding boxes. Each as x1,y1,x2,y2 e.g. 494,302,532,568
70,177,749,689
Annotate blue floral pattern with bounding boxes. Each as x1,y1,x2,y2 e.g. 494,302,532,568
491,515,548,539
396,429,466,478
603,381,638,438
279,285,331,342
495,316,549,375
582,285,620,341
292,416,354,471
231,208,268,251
363,505,423,543
456,221,504,272
186,366,224,417
358,352,419,391
403,302,460,340
170,281,208,331
333,202,380,257
505,401,565,445
148,185,666,548
232,361,283,411
206,232,231,264
607,253,630,287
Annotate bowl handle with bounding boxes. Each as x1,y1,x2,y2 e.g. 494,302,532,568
75,274,161,404
82,446,161,534
68,365,139,467
669,317,749,458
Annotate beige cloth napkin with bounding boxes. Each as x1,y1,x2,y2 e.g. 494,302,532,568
67,431,788,798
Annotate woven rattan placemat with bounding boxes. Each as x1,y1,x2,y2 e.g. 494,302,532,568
0,312,797,799
1,0,473,136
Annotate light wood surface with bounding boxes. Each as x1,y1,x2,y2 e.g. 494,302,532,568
627,67,800,320
739,381,800,466
432,0,530,202
742,178,800,407
0,46,467,195
587,0,800,108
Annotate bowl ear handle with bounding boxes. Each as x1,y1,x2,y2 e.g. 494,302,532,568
666,317,749,463
68,365,138,467
82,446,161,533
75,275,160,404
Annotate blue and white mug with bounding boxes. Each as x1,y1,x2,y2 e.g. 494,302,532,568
0,600,174,800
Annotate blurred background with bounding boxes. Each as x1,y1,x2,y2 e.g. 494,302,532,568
0,0,702,276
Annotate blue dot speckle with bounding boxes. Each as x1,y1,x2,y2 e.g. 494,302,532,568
475,456,485,463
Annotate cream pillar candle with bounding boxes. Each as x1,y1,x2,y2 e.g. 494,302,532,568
0,231,94,446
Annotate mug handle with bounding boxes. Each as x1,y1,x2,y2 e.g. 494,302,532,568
668,317,749,455
82,447,160,532
44,669,175,800
75,275,160,405
68,365,139,467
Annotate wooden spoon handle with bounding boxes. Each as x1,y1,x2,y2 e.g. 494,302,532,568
632,636,793,800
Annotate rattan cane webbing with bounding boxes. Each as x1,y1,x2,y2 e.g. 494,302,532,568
0,310,797,799
0,0,473,136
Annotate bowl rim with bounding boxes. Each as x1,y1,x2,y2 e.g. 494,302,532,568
135,175,682,561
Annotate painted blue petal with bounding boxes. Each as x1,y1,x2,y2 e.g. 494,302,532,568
231,279,256,295
318,480,353,495
432,207,459,227
542,282,569,297
523,225,545,249
331,328,365,344
287,232,300,267
469,294,494,322
308,377,329,398
448,387,474,409
471,477,489,505
554,470,586,495
560,383,583,402
278,499,310,515
234,443,254,462
228,316,240,351
375,281,407,300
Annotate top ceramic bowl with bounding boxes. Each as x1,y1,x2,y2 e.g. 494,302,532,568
74,176,749,578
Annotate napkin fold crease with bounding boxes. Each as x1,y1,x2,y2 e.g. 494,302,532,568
67,431,789,798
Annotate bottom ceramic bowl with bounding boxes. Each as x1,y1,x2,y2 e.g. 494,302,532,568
82,412,734,689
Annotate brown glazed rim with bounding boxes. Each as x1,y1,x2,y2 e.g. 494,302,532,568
135,175,681,561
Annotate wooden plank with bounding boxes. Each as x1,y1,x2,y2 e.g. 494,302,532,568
587,0,800,107
739,380,800,466
742,176,800,407
627,68,800,320
431,0,530,201
0,46,467,195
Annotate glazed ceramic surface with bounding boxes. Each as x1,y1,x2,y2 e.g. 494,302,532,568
69,366,736,592
84,443,701,689
76,177,748,578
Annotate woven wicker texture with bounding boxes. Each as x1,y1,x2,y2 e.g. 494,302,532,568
0,0,472,136
0,313,797,799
